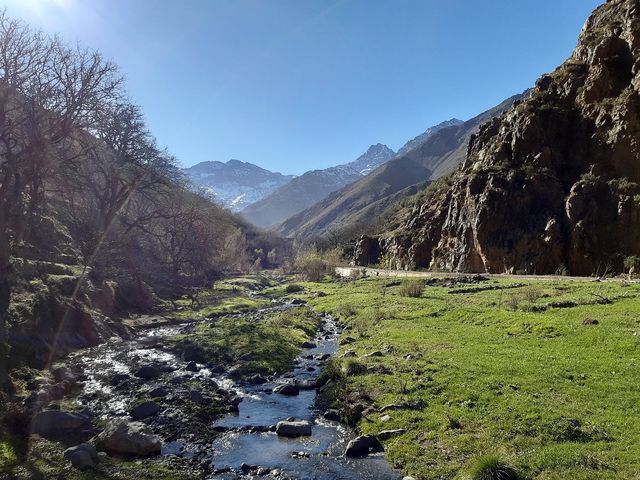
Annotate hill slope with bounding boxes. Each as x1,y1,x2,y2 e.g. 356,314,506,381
380,0,640,275
240,144,395,229
183,159,293,211
276,97,523,240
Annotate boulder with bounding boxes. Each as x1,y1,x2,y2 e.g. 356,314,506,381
275,420,312,437
189,390,208,404
64,444,99,463
94,419,162,456
247,374,268,384
273,383,300,396
135,365,161,379
185,361,199,372
31,410,91,440
345,435,383,457
130,401,160,420
365,351,384,358
297,380,317,390
301,341,317,348
70,450,95,470
110,373,131,386
323,409,341,422
149,386,168,398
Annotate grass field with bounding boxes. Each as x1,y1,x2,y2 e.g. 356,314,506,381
296,276,640,480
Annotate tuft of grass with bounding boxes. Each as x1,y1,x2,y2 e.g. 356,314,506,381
467,455,520,480
398,279,424,297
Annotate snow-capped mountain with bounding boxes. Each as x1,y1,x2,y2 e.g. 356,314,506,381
183,159,294,211
240,144,395,229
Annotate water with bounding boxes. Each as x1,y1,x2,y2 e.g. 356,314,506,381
63,311,402,480
208,315,401,479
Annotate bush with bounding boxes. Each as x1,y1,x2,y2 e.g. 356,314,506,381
285,284,304,293
343,360,368,376
623,256,640,276
467,455,520,480
294,247,343,282
399,279,424,298
335,303,357,319
522,286,540,304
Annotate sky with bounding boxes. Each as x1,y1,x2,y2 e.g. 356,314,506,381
1,0,602,175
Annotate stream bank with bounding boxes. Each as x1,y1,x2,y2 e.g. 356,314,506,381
14,278,402,479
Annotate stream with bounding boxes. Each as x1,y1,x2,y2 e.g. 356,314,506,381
62,304,402,479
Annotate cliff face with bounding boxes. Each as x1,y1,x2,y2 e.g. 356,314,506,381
382,0,640,275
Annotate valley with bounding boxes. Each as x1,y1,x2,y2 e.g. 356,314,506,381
1,0,640,479
4,272,640,480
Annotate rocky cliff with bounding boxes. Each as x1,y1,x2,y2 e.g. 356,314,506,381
379,0,640,275
277,96,523,241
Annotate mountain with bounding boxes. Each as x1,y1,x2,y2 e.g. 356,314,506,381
276,96,524,240
183,159,294,211
374,0,640,275
240,144,395,229
396,118,463,157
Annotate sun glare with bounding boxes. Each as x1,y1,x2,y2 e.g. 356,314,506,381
5,0,73,15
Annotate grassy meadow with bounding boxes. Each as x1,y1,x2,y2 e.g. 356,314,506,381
293,275,640,480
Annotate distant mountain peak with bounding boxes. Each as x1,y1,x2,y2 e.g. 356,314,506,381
397,118,464,157
183,160,293,211
345,143,396,176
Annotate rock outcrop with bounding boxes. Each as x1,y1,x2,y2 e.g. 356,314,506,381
382,0,640,275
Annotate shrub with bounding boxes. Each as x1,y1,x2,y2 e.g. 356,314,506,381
352,314,374,338
343,360,368,376
399,279,424,298
506,294,521,311
294,247,343,282
285,284,304,293
335,303,357,319
467,455,520,480
623,256,640,276
522,286,540,304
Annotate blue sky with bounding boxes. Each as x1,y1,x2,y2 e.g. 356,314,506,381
2,0,602,174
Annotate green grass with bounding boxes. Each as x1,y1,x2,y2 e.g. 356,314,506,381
298,276,640,479
171,306,320,378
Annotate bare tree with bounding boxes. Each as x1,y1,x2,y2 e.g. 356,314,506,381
0,12,121,343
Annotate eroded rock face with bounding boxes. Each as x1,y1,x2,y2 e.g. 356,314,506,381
382,0,640,275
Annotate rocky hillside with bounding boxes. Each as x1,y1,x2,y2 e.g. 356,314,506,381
240,144,395,229
183,159,293,211
377,0,640,275
276,98,523,241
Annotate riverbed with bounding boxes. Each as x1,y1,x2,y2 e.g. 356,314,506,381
63,305,401,479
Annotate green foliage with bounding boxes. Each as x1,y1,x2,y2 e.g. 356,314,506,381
398,279,425,297
623,255,640,274
467,455,520,480
172,305,319,378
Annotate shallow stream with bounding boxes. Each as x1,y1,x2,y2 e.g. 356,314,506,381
65,306,401,479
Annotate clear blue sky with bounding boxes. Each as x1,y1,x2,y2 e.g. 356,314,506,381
2,0,602,175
